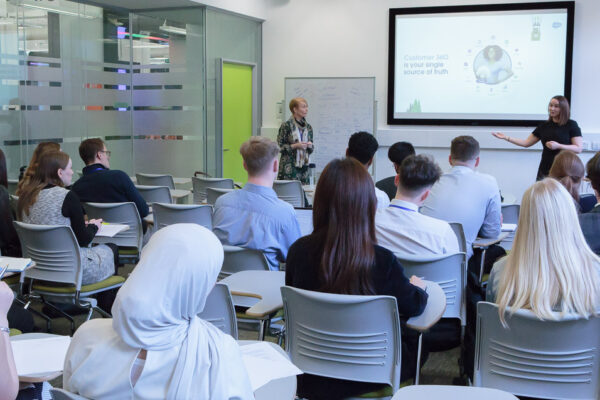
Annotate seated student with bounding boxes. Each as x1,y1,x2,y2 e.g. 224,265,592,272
376,155,459,255
286,157,428,399
212,136,301,270
0,149,20,257
0,282,18,400
16,141,60,187
63,224,254,399
346,131,390,209
17,151,115,286
486,178,600,320
376,141,416,200
579,151,600,255
421,135,501,260
548,150,584,210
71,138,149,232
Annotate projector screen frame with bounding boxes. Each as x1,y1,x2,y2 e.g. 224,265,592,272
387,1,575,127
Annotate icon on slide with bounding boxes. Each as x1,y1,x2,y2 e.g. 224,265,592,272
473,45,514,85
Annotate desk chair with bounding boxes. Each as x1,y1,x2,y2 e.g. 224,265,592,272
449,222,467,255
135,173,175,190
198,283,238,339
474,302,600,399
50,388,89,400
152,203,213,230
206,187,234,205
83,202,143,264
14,222,125,333
220,245,270,280
135,185,173,205
192,177,234,204
500,204,519,250
273,180,304,207
281,286,403,397
9,194,18,219
7,178,18,195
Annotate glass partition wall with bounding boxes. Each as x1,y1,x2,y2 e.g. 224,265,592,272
0,0,262,179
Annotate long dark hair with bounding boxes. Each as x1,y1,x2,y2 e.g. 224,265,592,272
312,157,377,295
550,95,570,126
0,148,7,188
16,141,60,195
17,151,69,219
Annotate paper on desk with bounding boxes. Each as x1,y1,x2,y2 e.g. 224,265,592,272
11,336,71,376
240,342,302,391
0,257,33,272
96,223,129,237
501,223,517,232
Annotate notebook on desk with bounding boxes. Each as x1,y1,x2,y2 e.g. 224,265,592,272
96,223,129,237
11,335,71,376
0,257,33,273
294,207,313,236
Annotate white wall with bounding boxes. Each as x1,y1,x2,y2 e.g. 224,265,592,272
260,0,600,201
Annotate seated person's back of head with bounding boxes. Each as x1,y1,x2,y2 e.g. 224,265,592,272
346,131,389,209
421,135,501,258
487,178,600,323
63,224,254,399
548,150,584,207
376,141,416,200
16,141,60,194
286,157,428,398
579,151,600,255
212,136,301,270
375,154,459,255
71,138,149,221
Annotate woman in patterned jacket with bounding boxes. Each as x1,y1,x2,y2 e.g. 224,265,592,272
277,97,314,184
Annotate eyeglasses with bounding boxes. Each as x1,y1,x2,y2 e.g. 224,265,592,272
99,150,112,157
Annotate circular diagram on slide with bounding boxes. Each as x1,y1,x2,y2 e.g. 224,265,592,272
473,45,514,85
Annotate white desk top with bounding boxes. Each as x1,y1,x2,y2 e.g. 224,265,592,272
220,271,285,318
473,231,510,248
11,333,66,383
130,177,191,185
392,385,517,400
406,280,446,332
170,189,191,199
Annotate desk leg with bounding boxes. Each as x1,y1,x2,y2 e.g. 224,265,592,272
415,333,423,385
258,320,266,341
478,247,488,284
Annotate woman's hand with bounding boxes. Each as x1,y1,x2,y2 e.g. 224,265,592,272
546,141,561,150
409,275,426,290
87,219,102,229
306,141,313,149
292,142,309,150
491,132,506,140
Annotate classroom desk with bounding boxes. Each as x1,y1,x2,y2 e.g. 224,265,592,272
170,189,191,203
130,176,191,186
11,333,65,383
220,271,285,340
473,232,510,283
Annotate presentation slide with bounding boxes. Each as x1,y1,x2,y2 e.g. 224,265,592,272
392,9,569,122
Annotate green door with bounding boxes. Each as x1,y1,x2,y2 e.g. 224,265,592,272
222,62,253,185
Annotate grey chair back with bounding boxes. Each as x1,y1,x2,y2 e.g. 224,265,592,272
449,222,467,254
50,388,90,400
474,302,600,399
206,187,234,205
13,222,82,288
135,173,175,190
83,202,143,250
500,205,520,250
396,252,466,325
273,180,304,207
281,286,402,392
192,177,234,204
135,185,172,204
7,179,18,195
198,283,238,339
220,245,269,279
152,203,213,230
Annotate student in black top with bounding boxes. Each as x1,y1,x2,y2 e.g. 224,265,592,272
0,149,20,257
375,141,416,200
71,138,149,232
285,157,428,400
492,95,582,180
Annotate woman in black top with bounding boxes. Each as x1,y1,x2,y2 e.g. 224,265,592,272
492,95,582,180
285,157,428,399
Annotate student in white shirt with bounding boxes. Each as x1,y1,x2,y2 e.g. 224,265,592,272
421,136,501,259
346,131,390,209
376,155,459,255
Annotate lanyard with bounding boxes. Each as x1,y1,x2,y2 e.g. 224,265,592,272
389,204,417,212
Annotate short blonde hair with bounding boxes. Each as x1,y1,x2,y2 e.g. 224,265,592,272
496,178,600,325
240,136,280,176
289,97,307,113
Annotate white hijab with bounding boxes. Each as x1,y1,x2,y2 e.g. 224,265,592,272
64,224,253,399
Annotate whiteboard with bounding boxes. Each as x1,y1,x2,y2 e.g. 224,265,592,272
284,77,376,173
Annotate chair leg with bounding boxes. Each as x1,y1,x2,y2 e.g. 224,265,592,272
22,299,53,332
42,299,75,334
415,333,423,385
258,320,266,341
93,307,111,318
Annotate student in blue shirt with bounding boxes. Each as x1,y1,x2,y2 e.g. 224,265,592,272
212,136,301,270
